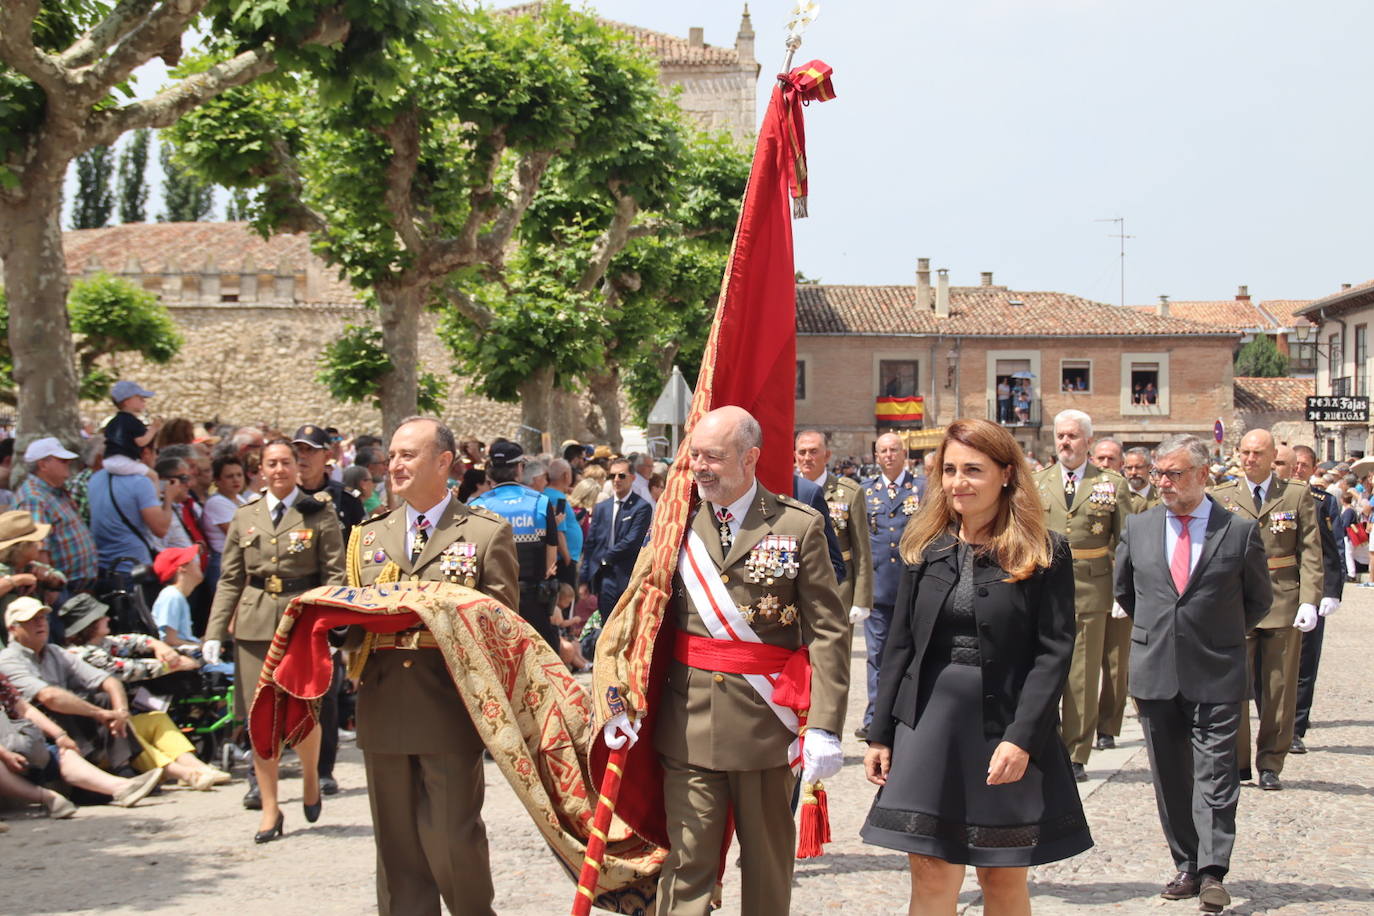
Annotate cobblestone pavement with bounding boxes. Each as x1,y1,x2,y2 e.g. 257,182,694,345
5,593,1373,915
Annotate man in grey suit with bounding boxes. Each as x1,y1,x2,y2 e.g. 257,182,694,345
1115,434,1272,914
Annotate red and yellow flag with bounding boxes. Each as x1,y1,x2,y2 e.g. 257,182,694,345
875,395,924,423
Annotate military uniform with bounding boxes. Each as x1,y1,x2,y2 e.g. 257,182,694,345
349,496,518,916
1210,475,1322,776
654,485,849,916
859,469,925,729
815,470,873,610
206,488,346,718
1034,462,1131,766
1296,485,1344,743
1098,483,1156,743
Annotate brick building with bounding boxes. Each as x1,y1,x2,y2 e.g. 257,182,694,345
794,262,1240,462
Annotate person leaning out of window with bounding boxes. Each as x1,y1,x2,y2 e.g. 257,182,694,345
861,418,1092,916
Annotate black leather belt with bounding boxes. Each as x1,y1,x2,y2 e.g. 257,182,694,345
248,573,321,595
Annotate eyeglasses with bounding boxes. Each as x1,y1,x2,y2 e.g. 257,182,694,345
611,473,631,480
1147,468,1193,483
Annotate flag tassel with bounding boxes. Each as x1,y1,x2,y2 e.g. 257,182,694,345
796,780,831,858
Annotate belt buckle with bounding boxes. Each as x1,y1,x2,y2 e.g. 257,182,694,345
396,629,422,650
265,574,283,595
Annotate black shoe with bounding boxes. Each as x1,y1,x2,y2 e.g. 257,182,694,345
1095,734,1116,750
303,791,322,823
242,785,262,810
1160,870,1199,900
1259,769,1282,791
853,726,868,741
1238,767,1253,782
1071,762,1088,782
320,776,339,796
1290,736,1307,754
254,811,284,844
1198,874,1230,911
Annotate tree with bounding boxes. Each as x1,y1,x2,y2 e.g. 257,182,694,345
159,136,214,221
0,273,183,406
0,1,432,451
117,128,150,223
1234,334,1290,378
317,322,448,415
224,187,251,221
173,3,676,443
71,145,114,228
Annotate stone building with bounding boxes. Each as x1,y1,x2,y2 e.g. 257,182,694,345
794,261,1241,462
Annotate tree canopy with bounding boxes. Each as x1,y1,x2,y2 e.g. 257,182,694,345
1234,334,1290,378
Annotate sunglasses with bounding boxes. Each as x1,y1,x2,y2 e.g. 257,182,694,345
611,472,631,480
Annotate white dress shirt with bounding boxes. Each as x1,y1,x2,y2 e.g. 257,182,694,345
1060,460,1086,492
710,481,758,542
1164,496,1213,580
405,492,452,557
1248,474,1276,508
265,487,301,525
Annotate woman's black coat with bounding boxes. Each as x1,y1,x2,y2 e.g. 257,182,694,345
867,531,1076,760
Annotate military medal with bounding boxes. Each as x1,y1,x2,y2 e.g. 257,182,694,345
902,495,919,516
780,603,799,626
1090,521,1105,535
738,602,756,624
829,501,849,531
757,594,781,620
372,549,386,564
1088,481,1118,508
781,536,799,578
1268,510,1296,534
362,530,376,547
287,529,313,554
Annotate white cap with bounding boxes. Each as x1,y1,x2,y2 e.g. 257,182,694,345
23,437,79,463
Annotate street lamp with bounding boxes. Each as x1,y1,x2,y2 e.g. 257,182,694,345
945,347,959,389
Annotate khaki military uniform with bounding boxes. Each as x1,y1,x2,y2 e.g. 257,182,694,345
1034,462,1132,765
1098,484,1156,740
350,498,518,916
1210,475,1322,775
206,490,346,717
818,471,873,610
654,486,849,916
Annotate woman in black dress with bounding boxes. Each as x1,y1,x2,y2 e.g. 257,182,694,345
862,419,1091,915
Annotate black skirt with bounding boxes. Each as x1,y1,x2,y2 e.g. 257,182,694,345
860,658,1093,867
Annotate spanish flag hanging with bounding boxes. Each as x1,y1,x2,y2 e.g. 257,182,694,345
875,395,924,424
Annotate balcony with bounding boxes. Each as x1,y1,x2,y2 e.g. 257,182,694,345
1331,376,1352,397
989,397,1042,429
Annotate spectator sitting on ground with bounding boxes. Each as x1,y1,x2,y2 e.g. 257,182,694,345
0,599,162,806
149,546,208,650
102,380,162,484
550,583,592,673
60,595,228,792
0,510,67,612
13,438,99,595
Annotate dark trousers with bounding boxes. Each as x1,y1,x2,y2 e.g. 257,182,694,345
518,582,559,650
1137,695,1240,878
1295,615,1325,738
863,603,895,728
317,651,344,778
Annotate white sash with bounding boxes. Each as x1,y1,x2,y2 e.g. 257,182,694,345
679,529,801,765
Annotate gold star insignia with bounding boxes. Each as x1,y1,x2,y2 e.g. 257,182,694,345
757,594,781,619
780,604,799,625
738,603,755,623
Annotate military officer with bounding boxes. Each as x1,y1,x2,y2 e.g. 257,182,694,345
1287,444,1343,754
348,416,519,916
1210,429,1322,790
857,431,925,739
202,438,345,839
1033,410,1131,779
1092,437,1141,751
1122,445,1160,511
794,429,873,616
634,406,848,916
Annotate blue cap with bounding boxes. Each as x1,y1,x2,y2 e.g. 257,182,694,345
111,380,155,403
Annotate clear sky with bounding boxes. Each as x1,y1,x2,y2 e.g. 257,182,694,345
582,0,1374,306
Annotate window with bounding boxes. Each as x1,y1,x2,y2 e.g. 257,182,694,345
878,360,920,398
1061,360,1091,393
1328,333,1343,378
1121,351,1170,415
795,360,806,400
1356,325,1368,397
1129,363,1160,405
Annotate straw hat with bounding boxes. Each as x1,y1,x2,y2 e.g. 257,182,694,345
0,510,50,552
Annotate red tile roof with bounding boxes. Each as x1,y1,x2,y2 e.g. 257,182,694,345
1297,279,1374,318
1127,300,1277,331
799,285,1234,338
1233,376,1313,413
498,3,743,67
1258,299,1314,326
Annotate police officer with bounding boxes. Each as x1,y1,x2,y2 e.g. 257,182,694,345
469,440,560,650
795,429,873,619
1033,410,1131,780
856,431,925,740
202,438,345,839
349,416,519,915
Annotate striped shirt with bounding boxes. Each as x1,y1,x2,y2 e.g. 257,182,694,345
13,473,99,584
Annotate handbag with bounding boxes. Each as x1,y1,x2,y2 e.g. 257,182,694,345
1348,522,1369,546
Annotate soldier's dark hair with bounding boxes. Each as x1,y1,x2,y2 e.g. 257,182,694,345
397,416,456,459
1293,444,1318,464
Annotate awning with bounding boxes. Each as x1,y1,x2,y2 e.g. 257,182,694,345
891,427,946,450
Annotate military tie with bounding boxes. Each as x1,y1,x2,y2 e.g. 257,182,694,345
1064,471,1077,509
272,501,286,527
1253,484,1264,513
411,515,430,563
715,507,734,551
887,480,897,499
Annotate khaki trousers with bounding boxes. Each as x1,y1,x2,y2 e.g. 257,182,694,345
364,743,494,916
658,754,796,916
1062,611,1108,764
1238,626,1301,775
1097,613,1133,737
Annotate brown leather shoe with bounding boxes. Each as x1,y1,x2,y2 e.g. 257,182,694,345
1198,874,1231,911
1161,871,1200,900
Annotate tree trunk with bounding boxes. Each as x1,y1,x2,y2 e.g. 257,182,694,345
375,282,423,439
0,179,84,453
516,365,554,454
588,367,622,453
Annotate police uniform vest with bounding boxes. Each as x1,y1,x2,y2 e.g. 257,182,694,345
469,482,552,584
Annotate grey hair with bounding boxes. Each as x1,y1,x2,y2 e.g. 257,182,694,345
1155,434,1209,469
1053,409,1093,438
735,413,763,453
158,444,195,461
524,459,548,481
1094,436,1123,451
1124,446,1151,461
396,416,456,458
547,458,571,481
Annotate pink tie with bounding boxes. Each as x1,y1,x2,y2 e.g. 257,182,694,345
1170,515,1193,593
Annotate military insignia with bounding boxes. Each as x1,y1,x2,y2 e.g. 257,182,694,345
287,529,313,554
902,495,919,516
372,549,387,564
1090,521,1105,535
738,602,756,624
780,603,799,625
1087,481,1118,509
439,541,480,585
756,594,781,620
362,530,376,547
1268,510,1297,534
240,537,253,547
828,501,849,531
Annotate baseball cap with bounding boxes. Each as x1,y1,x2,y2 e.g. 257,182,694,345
487,440,526,468
58,594,110,636
23,436,78,463
4,596,50,628
111,380,155,404
154,545,201,583
292,424,331,450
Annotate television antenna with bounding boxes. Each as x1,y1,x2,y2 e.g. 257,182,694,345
1096,217,1134,307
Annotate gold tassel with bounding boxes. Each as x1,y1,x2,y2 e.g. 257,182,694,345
343,526,403,681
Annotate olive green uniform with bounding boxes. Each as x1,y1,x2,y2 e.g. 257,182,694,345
1098,484,1156,739
1210,475,1322,775
654,486,849,916
1034,462,1132,765
817,471,873,610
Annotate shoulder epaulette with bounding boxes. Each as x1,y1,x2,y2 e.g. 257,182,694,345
314,490,333,503
467,504,504,524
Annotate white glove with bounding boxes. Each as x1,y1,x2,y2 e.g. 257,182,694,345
1294,603,1319,633
801,728,843,784
602,712,641,750
201,639,222,666
1111,602,1128,619
1319,597,1341,618
848,605,870,624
